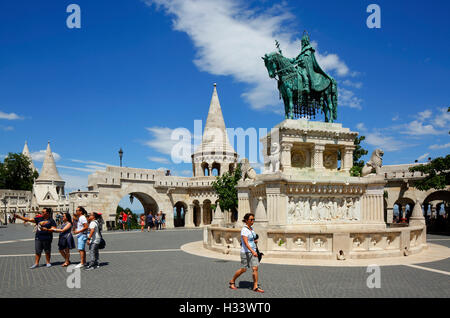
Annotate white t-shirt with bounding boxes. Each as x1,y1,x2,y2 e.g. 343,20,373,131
88,221,101,244
240,226,256,253
76,215,88,236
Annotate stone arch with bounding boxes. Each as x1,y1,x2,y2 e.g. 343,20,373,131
201,162,210,176
173,201,187,227
394,197,415,222
211,162,220,176
102,183,173,228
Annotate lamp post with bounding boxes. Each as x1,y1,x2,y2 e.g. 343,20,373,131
119,148,123,167
1,197,7,226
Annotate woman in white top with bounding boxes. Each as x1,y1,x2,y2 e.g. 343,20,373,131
228,213,264,293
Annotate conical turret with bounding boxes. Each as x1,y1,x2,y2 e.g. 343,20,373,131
194,83,236,155
22,141,36,172
37,142,63,182
192,84,238,177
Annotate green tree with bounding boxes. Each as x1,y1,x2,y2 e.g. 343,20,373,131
409,155,450,191
115,205,139,229
0,153,38,190
211,164,242,213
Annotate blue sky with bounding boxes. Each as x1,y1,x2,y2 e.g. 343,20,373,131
1,0,449,211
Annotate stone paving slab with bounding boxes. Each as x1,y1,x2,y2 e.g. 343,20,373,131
0,225,449,298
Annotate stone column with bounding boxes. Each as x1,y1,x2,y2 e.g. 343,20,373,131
266,184,286,225
280,142,293,172
237,187,251,222
342,146,355,173
186,204,195,228
386,206,394,223
313,144,325,171
199,203,204,226
409,200,425,226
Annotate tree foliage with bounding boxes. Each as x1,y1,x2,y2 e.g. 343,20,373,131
409,155,450,191
349,136,368,177
211,163,242,213
0,153,38,191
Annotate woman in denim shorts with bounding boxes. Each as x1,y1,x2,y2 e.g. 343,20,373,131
228,213,264,293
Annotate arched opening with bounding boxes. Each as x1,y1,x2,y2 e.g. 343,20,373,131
116,192,159,230
203,199,213,225
173,201,187,227
201,163,210,176
393,198,415,223
229,163,235,174
423,190,450,234
211,162,220,176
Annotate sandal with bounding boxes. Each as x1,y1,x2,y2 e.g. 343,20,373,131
229,282,238,290
253,286,264,293
62,262,70,267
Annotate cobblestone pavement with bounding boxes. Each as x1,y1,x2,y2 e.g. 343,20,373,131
0,225,449,298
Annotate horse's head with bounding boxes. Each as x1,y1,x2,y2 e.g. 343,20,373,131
262,52,278,78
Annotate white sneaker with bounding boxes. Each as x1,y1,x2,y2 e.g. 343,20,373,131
74,263,85,268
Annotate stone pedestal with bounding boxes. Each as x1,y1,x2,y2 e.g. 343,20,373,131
205,119,427,260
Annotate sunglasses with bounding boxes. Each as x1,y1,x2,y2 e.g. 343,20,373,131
248,218,255,221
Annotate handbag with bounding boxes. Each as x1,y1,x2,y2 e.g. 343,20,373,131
256,245,264,262
95,220,106,250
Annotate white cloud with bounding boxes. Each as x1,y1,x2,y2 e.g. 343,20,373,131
365,132,409,152
145,127,193,163
148,156,171,164
57,165,99,173
31,150,61,162
0,111,23,120
70,159,110,167
145,0,356,111
356,123,366,131
339,88,363,109
342,80,362,89
418,109,432,120
429,142,450,150
60,174,88,192
417,153,429,162
0,125,14,131
433,107,450,128
401,120,441,136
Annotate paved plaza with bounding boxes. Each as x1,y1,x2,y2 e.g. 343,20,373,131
0,224,449,298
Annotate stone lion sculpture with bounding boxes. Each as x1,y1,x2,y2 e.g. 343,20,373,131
361,149,384,177
240,158,257,180
264,142,280,173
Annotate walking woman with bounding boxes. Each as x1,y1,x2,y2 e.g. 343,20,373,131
229,213,264,293
140,214,145,232
50,212,75,266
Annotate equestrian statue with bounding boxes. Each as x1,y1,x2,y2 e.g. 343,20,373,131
263,33,338,122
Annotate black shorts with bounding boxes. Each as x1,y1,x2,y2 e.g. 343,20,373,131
35,240,52,254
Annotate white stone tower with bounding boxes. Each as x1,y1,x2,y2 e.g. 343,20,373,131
192,83,238,177
22,141,36,172
33,142,66,209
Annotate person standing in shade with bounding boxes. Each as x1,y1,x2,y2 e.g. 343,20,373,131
122,211,128,231
73,206,89,268
127,211,132,231
86,212,102,270
146,212,154,232
50,212,75,266
228,213,264,293
161,212,166,230
140,214,145,232
14,208,57,269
